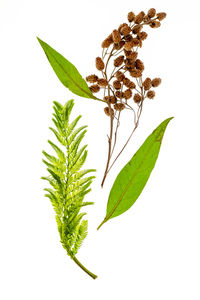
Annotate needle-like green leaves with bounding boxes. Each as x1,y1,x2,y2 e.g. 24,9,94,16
97,117,173,230
37,37,100,101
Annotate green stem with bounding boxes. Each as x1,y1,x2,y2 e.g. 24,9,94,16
71,256,97,280
97,218,107,230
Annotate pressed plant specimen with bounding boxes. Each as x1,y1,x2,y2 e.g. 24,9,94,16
86,9,167,186
42,100,97,279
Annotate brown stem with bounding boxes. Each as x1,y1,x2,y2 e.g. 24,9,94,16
101,47,115,188
106,99,144,176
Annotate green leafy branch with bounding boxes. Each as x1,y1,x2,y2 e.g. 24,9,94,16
42,99,97,279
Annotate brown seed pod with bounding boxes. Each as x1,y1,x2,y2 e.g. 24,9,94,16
124,39,139,51
124,49,132,57
89,84,100,93
151,78,162,87
125,58,135,69
115,91,124,99
96,57,104,70
127,11,135,22
104,96,117,104
132,38,140,46
126,51,138,61
114,41,125,50
132,24,143,34
124,89,132,99
147,90,156,99
135,11,145,24
114,55,124,67
124,34,133,42
86,74,98,83
115,71,125,81
120,25,131,36
130,69,142,78
133,93,142,103
112,29,121,43
127,81,136,89
102,34,113,48
123,77,131,87
150,21,161,28
124,41,134,51
143,15,151,23
97,78,108,87
114,103,125,111
157,12,167,21
135,59,144,71
104,107,114,116
143,77,152,90
118,23,128,32
137,31,148,41
147,8,156,18
113,80,122,90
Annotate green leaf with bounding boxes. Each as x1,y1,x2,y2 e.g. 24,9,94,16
37,37,98,100
97,117,173,229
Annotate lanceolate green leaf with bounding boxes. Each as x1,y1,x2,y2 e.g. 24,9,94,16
97,117,173,229
37,37,101,101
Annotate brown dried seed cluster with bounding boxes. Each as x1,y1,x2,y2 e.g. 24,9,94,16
104,96,117,104
127,12,135,22
152,77,161,87
124,89,132,99
114,103,125,111
147,90,155,99
115,71,125,81
114,55,124,67
104,107,114,116
148,8,156,18
86,74,98,83
113,80,122,90
134,93,142,103
86,9,166,114
97,78,108,87
112,30,121,43
89,84,100,93
157,12,167,21
135,11,145,24
95,57,104,70
143,77,152,90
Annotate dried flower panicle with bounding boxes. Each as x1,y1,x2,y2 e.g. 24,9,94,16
86,9,166,116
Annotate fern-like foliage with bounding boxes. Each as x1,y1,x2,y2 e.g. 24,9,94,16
42,100,96,278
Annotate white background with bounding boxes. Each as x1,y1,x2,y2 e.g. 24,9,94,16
1,0,200,299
